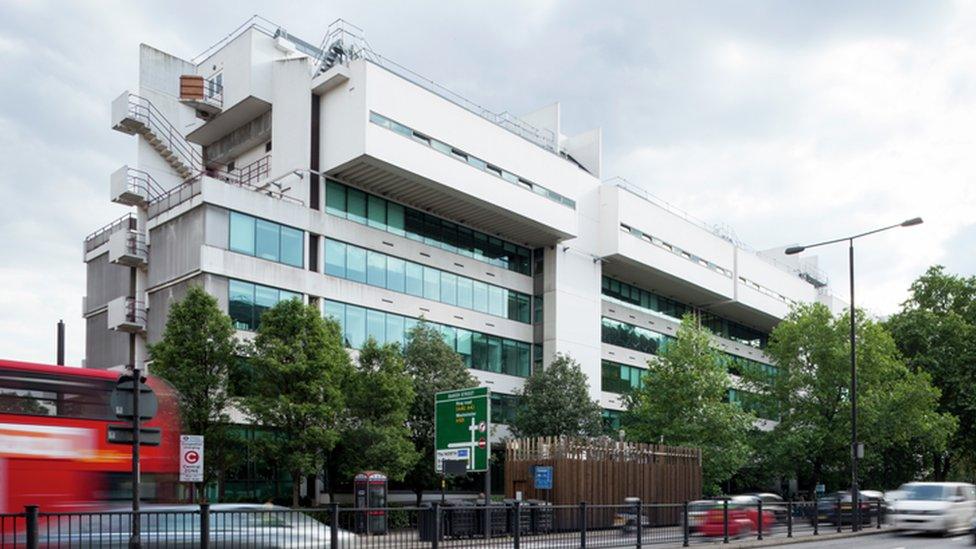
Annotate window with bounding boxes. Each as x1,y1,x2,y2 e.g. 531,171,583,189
488,286,506,318
490,393,520,425
387,257,405,293
0,369,114,420
457,277,473,309
441,272,457,306
344,305,366,349
601,317,672,355
473,281,488,313
601,360,646,394
423,266,440,300
228,212,303,268
405,262,423,297
324,240,346,278
346,246,366,283
228,280,300,331
367,250,386,287
323,179,533,275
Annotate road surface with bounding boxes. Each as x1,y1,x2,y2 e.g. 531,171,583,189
771,531,973,547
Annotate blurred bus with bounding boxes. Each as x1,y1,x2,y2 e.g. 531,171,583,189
0,359,180,513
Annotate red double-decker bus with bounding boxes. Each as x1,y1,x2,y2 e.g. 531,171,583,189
0,359,180,513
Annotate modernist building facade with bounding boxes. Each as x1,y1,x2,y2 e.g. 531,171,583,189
83,18,838,434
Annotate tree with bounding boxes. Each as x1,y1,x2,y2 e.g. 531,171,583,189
327,338,419,495
243,299,353,506
149,286,238,501
885,266,976,480
623,315,754,495
755,302,955,493
511,353,603,438
402,321,476,505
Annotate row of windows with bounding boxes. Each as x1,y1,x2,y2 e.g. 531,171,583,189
721,354,779,380
601,360,646,395
491,392,520,425
228,280,302,331
369,112,576,210
325,180,532,275
602,276,769,349
726,388,778,420
619,223,733,279
229,212,303,268
324,239,531,323
323,300,532,378
601,317,674,356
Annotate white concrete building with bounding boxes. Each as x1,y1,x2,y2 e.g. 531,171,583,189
83,17,837,432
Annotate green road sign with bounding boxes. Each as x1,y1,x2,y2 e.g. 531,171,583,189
435,386,490,473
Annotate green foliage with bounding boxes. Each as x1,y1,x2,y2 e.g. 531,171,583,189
402,321,476,503
512,354,603,438
243,298,353,506
149,286,239,499
332,338,419,481
753,301,955,492
885,265,976,480
623,315,754,495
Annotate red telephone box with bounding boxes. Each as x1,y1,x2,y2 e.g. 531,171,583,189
354,471,388,534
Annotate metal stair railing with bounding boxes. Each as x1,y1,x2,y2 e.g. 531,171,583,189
123,93,203,175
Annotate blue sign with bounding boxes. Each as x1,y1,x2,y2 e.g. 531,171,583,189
534,466,553,490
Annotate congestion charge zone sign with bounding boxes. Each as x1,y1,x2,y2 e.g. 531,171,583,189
435,387,490,473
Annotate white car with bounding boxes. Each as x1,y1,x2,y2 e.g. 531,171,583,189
889,482,976,534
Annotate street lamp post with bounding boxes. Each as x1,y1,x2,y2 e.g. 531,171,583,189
785,217,922,532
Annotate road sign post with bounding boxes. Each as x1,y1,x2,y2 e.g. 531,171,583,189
435,387,491,539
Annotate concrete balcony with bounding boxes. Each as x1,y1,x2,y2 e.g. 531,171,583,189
107,296,147,333
179,75,223,115
111,166,165,207
108,230,148,268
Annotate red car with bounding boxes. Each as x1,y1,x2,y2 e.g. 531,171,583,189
699,506,775,538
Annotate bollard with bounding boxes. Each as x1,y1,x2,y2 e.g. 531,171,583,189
757,499,764,541
787,500,793,538
432,502,440,549
330,503,340,549
877,499,882,529
25,505,38,549
513,501,521,549
813,495,819,535
836,499,842,533
635,499,642,548
682,501,690,547
579,501,587,548
199,503,210,549
723,499,729,544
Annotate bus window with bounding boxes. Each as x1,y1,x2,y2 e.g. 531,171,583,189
0,369,114,420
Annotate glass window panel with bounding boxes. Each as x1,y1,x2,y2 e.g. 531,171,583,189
367,250,386,287
325,180,346,217
280,226,303,268
254,285,278,328
507,292,519,321
385,314,404,347
440,325,456,350
366,309,385,344
229,280,255,330
457,227,474,258
517,342,531,377
457,277,473,310
403,318,418,345
471,332,487,371
324,240,346,278
502,339,518,376
431,139,452,155
229,212,255,255
440,221,458,253
517,294,530,323
423,214,441,247
487,337,503,373
423,266,440,300
488,286,506,318
345,305,366,349
324,300,344,325
440,273,457,306
255,219,280,261
404,209,424,241
279,290,301,303
473,281,488,313
456,329,472,368
387,257,405,293
346,245,366,283
387,202,405,236
405,261,423,296
367,195,386,229
347,188,367,224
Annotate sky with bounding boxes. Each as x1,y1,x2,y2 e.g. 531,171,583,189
0,0,973,366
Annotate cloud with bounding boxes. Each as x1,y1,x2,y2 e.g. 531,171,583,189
0,0,972,366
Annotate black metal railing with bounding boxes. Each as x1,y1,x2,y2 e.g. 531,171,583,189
0,498,889,548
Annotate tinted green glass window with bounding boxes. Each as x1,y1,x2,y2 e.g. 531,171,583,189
253,285,278,325
280,226,303,268
387,202,405,236
473,281,488,313
346,246,366,283
456,329,472,367
405,262,423,296
502,340,518,376
254,219,279,261
229,280,255,330
347,188,366,224
488,286,506,318
367,195,386,229
471,332,487,369
366,309,385,344
325,180,346,216
386,314,404,347
404,209,424,241
423,266,440,300
487,337,503,373
387,257,405,293
229,212,255,255
344,305,365,349
324,240,346,278
457,278,473,309
517,342,531,377
441,273,457,306
367,250,386,287
323,300,344,324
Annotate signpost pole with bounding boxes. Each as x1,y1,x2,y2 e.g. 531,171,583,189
484,467,491,540
131,365,141,549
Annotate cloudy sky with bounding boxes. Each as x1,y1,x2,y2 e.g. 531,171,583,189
1,1,973,366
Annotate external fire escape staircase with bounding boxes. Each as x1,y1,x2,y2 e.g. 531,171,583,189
111,92,203,180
